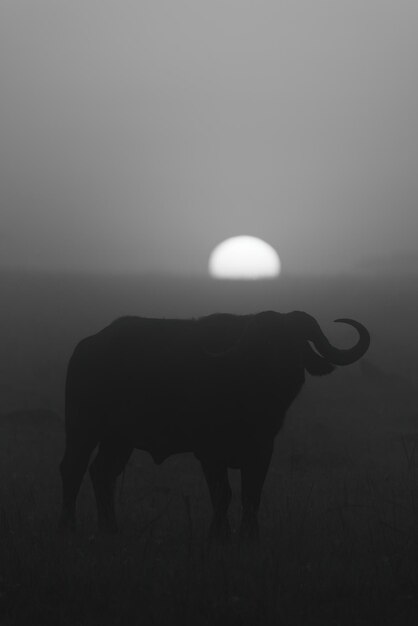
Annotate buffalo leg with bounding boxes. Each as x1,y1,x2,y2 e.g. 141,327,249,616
59,431,97,530
200,459,232,544
89,439,132,533
240,442,273,542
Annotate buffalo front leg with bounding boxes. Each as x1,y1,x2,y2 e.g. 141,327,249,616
89,439,133,533
200,458,232,544
240,441,273,542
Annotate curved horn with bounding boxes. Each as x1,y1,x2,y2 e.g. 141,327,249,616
311,318,370,366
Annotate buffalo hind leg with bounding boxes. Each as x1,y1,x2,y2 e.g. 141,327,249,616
240,442,273,543
200,458,232,544
89,439,132,533
59,432,97,531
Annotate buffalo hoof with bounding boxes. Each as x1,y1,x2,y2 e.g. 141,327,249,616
208,521,232,546
239,523,260,547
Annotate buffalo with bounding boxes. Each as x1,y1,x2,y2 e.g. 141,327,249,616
59,311,370,541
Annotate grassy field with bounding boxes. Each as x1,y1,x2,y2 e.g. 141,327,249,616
1,397,418,626
1,271,418,624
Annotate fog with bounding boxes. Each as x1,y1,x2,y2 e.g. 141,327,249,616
2,8,418,620
1,1,418,275
0,268,415,419
1,1,417,418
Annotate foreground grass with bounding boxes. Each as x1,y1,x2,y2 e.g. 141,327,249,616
1,413,418,625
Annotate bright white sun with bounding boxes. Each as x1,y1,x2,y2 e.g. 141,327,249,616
209,235,281,279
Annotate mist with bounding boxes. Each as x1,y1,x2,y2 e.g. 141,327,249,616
2,4,418,624
1,1,418,275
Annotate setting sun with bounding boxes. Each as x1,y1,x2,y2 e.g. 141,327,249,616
209,236,281,279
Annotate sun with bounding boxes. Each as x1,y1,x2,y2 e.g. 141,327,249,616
209,235,281,279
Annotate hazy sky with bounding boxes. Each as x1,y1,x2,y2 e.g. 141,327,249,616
1,1,417,276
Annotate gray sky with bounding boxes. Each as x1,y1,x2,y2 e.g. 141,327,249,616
1,1,417,276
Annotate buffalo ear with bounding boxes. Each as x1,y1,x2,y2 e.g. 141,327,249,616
304,344,335,376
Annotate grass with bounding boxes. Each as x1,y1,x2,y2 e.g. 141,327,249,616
1,408,418,626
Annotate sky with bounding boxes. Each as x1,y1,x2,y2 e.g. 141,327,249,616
0,1,417,276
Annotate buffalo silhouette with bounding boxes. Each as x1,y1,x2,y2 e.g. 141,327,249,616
59,311,370,541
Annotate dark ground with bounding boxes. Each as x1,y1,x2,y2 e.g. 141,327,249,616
1,397,418,625
1,270,417,625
